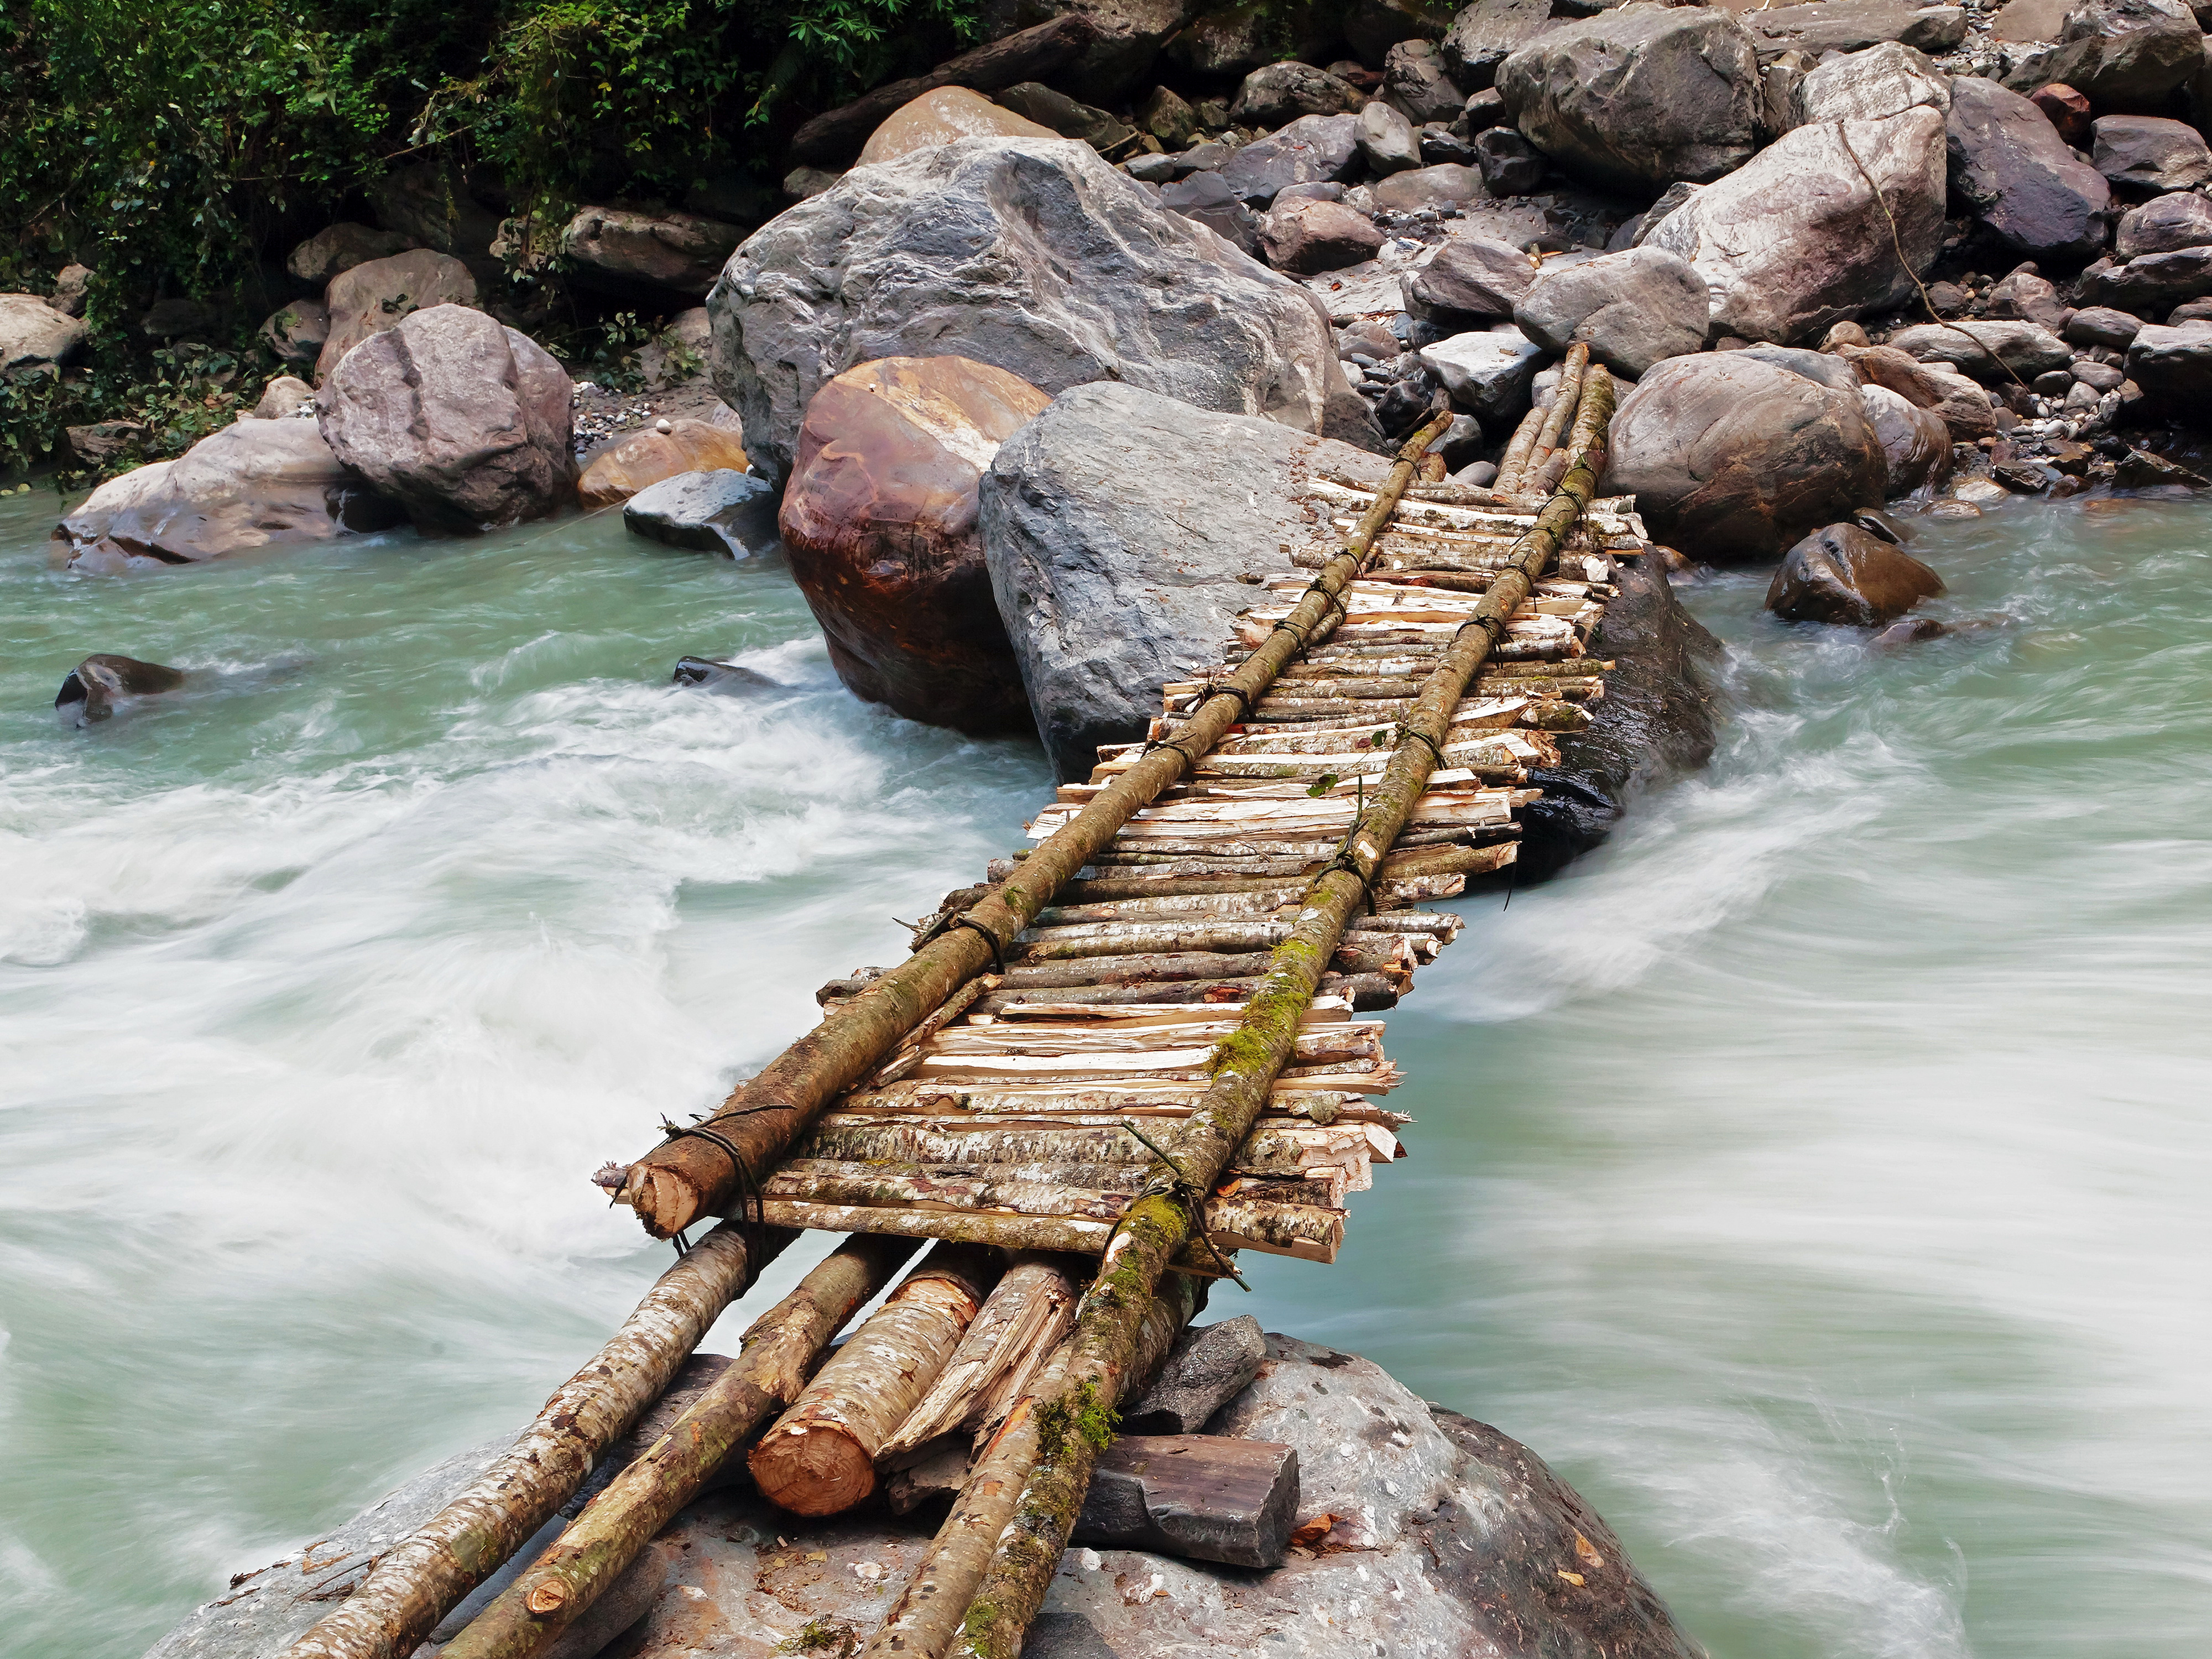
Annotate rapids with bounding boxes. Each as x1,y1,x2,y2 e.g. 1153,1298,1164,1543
2,487,2206,1658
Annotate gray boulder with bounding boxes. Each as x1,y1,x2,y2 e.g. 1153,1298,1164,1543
2127,317,2212,400
1497,4,1763,193
709,139,1355,484
1888,319,2073,380
1404,233,1537,324
2091,115,2212,192
1229,60,1365,125
318,305,576,533
2077,246,2212,312
1792,40,1951,123
560,206,745,301
1860,384,1953,494
1442,0,1566,90
2116,190,2212,255
315,248,478,382
1512,244,1708,377
1645,109,1948,343
0,292,87,372
1419,322,1547,422
1766,521,1944,624
1366,158,1486,207
1605,352,1887,562
1123,1316,1268,1434
50,420,403,573
1220,112,1365,204
980,382,1397,777
1944,76,2114,260
285,222,413,284
1473,125,1547,194
2002,0,2203,108
1357,99,1422,174
1158,169,1263,253
1985,265,2070,330
1742,0,1968,60
2067,303,2147,345
622,469,779,556
1384,38,1467,123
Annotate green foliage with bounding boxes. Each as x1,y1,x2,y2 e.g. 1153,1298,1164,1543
0,343,253,484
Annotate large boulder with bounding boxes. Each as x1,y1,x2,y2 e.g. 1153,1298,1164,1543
0,293,87,372
1404,233,1537,324
559,206,746,301
50,420,403,572
1259,198,1386,273
365,160,502,265
2116,189,2212,255
2126,317,2212,399
1860,384,1954,493
1419,322,1547,422
317,305,576,533
2001,0,2203,109
1645,109,1948,343
1219,113,1365,205
1229,60,1367,126
1944,76,2114,260
1766,521,1944,624
858,86,1059,165
1792,41,1952,123
1605,352,1887,562
2090,114,2212,192
1385,38,1468,123
975,0,1193,103
709,138,1357,484
315,249,478,382
1443,0,1567,90
2076,246,2212,312
1887,319,2073,380
285,222,413,284
1741,0,1967,60
1512,245,1708,377
578,419,751,508
1496,4,1764,193
1358,98,1423,175
781,356,1051,734
981,382,1397,777
1166,0,1344,76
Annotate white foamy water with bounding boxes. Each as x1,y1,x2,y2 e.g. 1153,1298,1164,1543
2,487,2207,1657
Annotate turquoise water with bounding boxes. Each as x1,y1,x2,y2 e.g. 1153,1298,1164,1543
2,486,2206,1656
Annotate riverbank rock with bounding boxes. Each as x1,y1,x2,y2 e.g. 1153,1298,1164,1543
51,420,404,572
148,1335,1702,1659
623,471,779,557
1741,0,1967,59
1888,319,2072,380
1220,113,1364,205
711,138,1355,485
784,356,1052,733
2115,190,2212,255
1861,383,1954,492
286,222,413,284
55,654,187,727
560,206,746,301
1944,76,2114,260
1766,521,1944,624
367,161,502,267
1645,109,1947,343
980,382,1396,777
1230,60,1366,125
1605,352,1887,562
315,249,478,382
1520,550,1720,873
318,305,576,533
859,86,1059,165
1793,40,1951,123
1512,245,1709,376
1,293,87,372
577,419,750,508
1419,322,1547,421
1496,4,1764,193
2125,317,2212,399
1259,197,1385,273
2001,0,2203,109
2090,114,2212,193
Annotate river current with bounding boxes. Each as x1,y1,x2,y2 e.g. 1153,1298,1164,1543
2,485,2206,1658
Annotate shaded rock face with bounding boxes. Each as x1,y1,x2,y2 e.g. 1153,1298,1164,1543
977,0,1193,103
315,249,478,382
1861,383,1954,493
1444,0,1567,90
1167,0,1344,77
0,292,88,371
577,420,751,508
783,356,1052,734
559,206,745,301
1606,353,1887,562
1497,4,1764,194
623,470,779,557
2115,190,2212,256
318,305,576,533
1766,521,1944,624
1945,76,2114,261
709,138,1353,485
1519,550,1721,874
2002,0,2204,109
260,298,330,369
286,222,414,284
1385,38,1466,123
859,86,1060,165
1513,245,1709,377
55,654,187,727
980,382,1396,778
2090,114,2212,193
366,161,502,265
51,421,404,573
1645,108,1948,344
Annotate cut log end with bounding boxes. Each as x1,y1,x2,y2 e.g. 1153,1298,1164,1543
748,1421,879,1516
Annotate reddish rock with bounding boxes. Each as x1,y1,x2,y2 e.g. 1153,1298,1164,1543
780,356,1052,732
1259,199,1385,274
578,420,750,508
2028,82,2091,147
1766,521,1944,625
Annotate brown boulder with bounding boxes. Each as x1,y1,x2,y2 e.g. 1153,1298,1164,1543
315,249,477,382
1766,522,1944,624
1860,384,1954,494
560,207,745,302
578,420,751,508
857,87,1057,166
317,305,576,533
1258,198,1385,274
1605,353,1887,563
1837,343,1998,439
781,356,1052,732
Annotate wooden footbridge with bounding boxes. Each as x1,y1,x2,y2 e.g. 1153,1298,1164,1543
279,348,1641,1659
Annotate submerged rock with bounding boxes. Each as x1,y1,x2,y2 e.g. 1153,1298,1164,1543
783,355,1051,734
711,138,1358,484
1766,521,1945,625
671,656,782,692
54,654,187,726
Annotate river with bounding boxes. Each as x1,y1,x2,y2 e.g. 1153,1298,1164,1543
2,484,2206,1659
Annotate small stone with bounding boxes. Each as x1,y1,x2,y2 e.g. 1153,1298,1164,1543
1823,321,1872,352
1124,1316,1269,1436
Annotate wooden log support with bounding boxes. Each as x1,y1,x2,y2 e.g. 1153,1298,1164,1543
878,1253,1081,1468
947,362,1619,1659
274,1224,787,1659
1071,1436,1300,1569
435,1234,916,1659
749,1241,1001,1516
